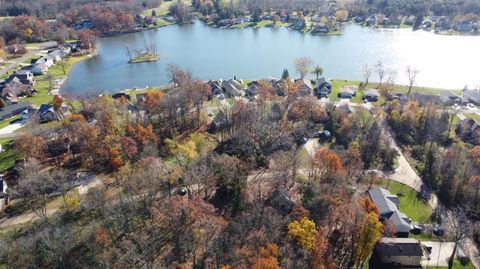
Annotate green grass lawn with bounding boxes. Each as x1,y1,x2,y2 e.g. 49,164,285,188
379,179,433,223
426,259,476,269
142,0,187,17
329,79,455,104
25,54,91,106
255,20,274,28
0,115,21,129
0,138,21,172
464,113,480,122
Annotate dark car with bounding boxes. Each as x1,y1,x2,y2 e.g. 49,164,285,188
433,227,445,236
410,225,423,235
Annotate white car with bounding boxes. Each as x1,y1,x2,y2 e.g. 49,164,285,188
467,103,475,109
452,103,459,110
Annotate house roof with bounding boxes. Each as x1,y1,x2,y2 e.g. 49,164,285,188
463,89,480,102
0,101,32,118
316,77,331,87
31,63,47,70
1,79,34,100
364,89,380,97
295,79,313,90
368,187,399,216
374,238,423,257
38,104,54,114
339,85,358,94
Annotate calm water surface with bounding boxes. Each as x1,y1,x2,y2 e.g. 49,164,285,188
62,22,480,95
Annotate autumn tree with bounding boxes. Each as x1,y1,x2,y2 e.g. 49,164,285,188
251,243,281,269
288,217,317,250
354,212,383,269
311,147,344,181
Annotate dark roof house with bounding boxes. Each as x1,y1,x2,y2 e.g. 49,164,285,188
37,104,60,123
370,238,424,269
363,89,380,102
0,101,32,120
338,85,358,99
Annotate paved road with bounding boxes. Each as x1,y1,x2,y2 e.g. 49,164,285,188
0,41,57,76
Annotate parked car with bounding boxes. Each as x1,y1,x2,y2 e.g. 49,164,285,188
433,227,445,236
466,103,475,109
410,225,423,235
423,243,433,254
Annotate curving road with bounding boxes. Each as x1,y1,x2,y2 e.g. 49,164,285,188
0,41,57,76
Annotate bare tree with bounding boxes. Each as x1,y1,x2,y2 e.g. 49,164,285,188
406,66,419,96
294,57,313,79
445,207,476,269
375,61,386,88
362,64,372,88
125,45,133,62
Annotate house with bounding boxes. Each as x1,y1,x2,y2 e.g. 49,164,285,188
30,63,48,75
8,70,34,85
222,80,243,97
208,80,224,96
217,19,232,27
370,238,424,269
246,81,261,97
37,104,60,123
368,187,412,235
456,118,480,142
363,89,380,102
411,93,441,106
48,50,62,62
315,77,332,98
35,56,54,68
336,103,355,114
338,85,358,99
0,101,32,120
366,15,377,26
312,24,330,34
209,111,231,132
462,88,480,104
295,79,313,95
440,90,461,105
112,92,132,101
1,78,36,102
136,93,146,105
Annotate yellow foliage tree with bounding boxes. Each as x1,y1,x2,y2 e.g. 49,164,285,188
23,28,33,38
288,217,317,250
355,212,383,268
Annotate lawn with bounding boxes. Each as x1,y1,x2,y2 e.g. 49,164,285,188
463,113,480,122
142,0,187,17
255,20,274,28
427,259,476,269
0,115,21,129
329,79,454,104
379,179,433,223
25,54,92,106
0,138,21,172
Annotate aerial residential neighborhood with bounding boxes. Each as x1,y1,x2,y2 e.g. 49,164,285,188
0,0,479,268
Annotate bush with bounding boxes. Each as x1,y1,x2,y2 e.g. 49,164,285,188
458,256,471,266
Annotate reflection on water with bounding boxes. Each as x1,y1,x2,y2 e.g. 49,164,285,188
62,21,480,95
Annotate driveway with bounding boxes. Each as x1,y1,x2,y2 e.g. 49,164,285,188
421,241,456,267
0,121,26,135
0,41,57,76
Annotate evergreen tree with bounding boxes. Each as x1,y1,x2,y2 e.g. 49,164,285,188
281,68,290,80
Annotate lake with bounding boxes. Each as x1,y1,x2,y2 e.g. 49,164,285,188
62,21,480,95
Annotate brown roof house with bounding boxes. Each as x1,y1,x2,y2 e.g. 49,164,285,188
370,238,425,269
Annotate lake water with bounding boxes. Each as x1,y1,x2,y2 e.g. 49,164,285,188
62,21,480,95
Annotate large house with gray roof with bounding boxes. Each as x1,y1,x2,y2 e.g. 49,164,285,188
368,187,412,236
370,238,424,268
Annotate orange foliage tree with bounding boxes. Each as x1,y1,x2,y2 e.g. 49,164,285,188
312,147,344,181
251,243,281,269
